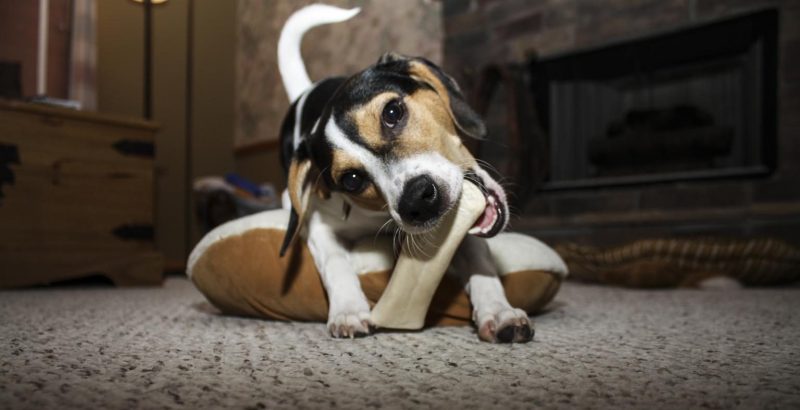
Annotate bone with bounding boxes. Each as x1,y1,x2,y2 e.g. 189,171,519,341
370,180,486,330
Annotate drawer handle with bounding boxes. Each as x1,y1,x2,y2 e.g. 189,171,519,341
113,140,155,158
0,143,20,202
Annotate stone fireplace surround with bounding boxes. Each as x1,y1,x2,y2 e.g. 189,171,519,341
443,0,800,248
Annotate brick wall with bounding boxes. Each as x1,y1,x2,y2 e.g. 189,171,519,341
444,0,800,246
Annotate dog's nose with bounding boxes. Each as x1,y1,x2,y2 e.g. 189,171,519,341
398,175,442,226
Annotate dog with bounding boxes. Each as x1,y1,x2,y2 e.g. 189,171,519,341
277,4,533,343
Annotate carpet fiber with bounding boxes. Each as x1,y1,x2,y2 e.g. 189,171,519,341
1,277,799,409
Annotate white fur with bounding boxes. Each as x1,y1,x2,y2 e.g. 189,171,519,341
304,193,389,336
325,118,464,232
388,152,463,218
325,117,392,199
448,235,532,339
272,4,568,340
317,107,545,339
278,5,361,101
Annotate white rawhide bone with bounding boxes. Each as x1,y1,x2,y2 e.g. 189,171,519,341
371,180,486,329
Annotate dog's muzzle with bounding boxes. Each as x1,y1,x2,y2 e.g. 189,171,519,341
397,175,443,226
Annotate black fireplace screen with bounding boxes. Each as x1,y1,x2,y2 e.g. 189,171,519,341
530,9,777,190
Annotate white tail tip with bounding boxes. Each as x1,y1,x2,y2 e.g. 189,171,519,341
278,5,361,102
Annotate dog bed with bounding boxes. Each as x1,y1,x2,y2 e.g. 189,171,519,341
187,209,568,326
556,237,800,288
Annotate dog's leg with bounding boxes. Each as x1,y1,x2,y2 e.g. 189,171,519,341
448,235,534,343
306,217,372,338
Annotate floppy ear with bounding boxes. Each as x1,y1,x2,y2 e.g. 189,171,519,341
407,58,487,140
279,143,323,257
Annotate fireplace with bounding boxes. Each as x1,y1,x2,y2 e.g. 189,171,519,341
530,10,778,190
445,1,798,248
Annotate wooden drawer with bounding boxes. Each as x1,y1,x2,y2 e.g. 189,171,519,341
0,100,164,287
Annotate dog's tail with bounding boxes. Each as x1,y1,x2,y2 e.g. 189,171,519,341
278,4,360,102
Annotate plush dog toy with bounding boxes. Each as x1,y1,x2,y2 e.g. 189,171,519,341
187,4,568,343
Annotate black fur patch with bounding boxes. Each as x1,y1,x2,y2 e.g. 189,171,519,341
279,207,299,257
328,65,427,158
279,98,298,172
279,56,485,194
279,77,346,174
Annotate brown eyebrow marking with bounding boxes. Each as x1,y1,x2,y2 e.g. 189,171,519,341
350,92,398,152
343,64,477,173
330,148,365,182
407,61,454,120
388,88,462,160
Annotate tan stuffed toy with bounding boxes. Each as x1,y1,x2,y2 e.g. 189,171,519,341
187,207,567,328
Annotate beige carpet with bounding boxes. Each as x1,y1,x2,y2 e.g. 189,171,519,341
1,277,799,409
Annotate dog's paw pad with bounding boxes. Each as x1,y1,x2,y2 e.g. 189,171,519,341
477,308,534,344
327,312,373,339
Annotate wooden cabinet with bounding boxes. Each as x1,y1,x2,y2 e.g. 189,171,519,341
0,100,163,287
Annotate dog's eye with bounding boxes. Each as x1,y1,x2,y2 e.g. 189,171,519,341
340,170,367,193
381,99,404,128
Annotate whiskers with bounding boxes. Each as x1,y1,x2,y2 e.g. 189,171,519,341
474,158,516,192
403,230,434,259
387,224,436,260
376,218,394,236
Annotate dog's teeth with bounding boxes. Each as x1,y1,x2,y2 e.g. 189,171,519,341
468,226,481,235
479,213,498,235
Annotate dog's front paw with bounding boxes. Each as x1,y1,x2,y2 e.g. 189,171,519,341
327,310,373,339
475,306,534,343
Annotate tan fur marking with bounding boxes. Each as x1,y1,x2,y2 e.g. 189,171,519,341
350,92,398,151
407,61,454,123
348,185,387,211
288,159,312,216
330,148,388,211
393,61,479,170
330,149,363,180
393,88,477,170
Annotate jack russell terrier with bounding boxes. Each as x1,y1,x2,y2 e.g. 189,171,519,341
277,4,533,343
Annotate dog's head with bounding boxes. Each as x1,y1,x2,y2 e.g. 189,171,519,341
283,54,508,250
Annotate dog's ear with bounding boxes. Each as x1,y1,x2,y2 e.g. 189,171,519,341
279,141,326,257
407,58,487,140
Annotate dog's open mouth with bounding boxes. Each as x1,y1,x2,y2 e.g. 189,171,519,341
468,189,505,237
